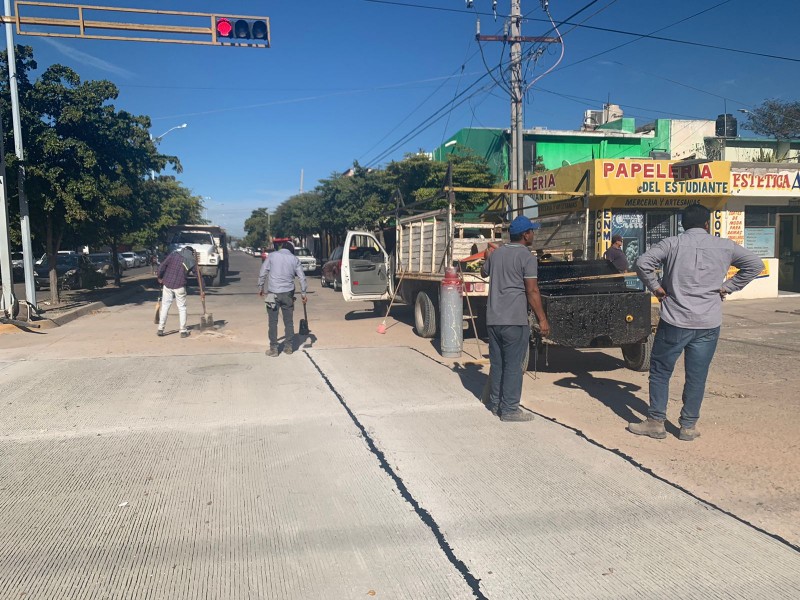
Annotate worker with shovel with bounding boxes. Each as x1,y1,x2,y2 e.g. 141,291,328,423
258,241,307,357
156,247,203,339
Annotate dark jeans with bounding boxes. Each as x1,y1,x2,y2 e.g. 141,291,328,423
488,324,530,414
267,292,295,350
648,320,721,428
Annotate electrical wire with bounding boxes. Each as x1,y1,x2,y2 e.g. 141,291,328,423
552,0,734,72
364,0,800,63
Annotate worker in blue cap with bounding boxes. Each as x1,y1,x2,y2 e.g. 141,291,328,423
481,215,550,422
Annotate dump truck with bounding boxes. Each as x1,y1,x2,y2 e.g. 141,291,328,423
167,225,228,286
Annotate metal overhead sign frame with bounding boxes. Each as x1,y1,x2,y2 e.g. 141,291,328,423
3,2,271,47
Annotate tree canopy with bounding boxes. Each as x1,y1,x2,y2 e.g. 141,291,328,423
1,45,197,302
261,153,497,247
743,99,800,140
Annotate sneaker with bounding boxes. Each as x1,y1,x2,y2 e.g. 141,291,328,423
679,426,701,441
500,409,534,422
266,347,279,357
180,331,190,338
157,330,165,337
627,418,667,439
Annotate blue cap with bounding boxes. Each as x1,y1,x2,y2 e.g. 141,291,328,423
509,216,540,235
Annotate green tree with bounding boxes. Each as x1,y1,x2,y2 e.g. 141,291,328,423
131,177,205,248
1,46,170,301
743,99,800,140
384,151,496,212
243,208,271,250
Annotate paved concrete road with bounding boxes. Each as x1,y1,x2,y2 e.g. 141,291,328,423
1,252,799,599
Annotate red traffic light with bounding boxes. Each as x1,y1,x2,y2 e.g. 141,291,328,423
216,18,232,38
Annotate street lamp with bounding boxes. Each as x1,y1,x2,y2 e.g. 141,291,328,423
150,123,187,179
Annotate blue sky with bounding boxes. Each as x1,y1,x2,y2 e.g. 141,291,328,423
8,0,800,236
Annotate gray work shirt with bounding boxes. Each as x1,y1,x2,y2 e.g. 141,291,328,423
257,249,308,295
635,228,763,329
481,243,538,326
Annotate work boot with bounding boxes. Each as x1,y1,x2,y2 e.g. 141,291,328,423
284,345,293,356
157,329,164,337
266,347,279,357
500,409,534,422
180,331,190,339
627,418,667,439
483,401,499,417
679,426,701,441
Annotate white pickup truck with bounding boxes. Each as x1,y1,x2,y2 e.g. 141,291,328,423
340,209,499,338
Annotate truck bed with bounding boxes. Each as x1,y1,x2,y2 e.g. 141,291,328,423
536,260,651,347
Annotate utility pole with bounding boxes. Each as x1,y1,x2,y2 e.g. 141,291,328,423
476,1,558,218
300,169,304,193
4,0,36,307
0,107,14,317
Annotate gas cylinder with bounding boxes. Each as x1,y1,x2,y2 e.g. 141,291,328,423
439,267,463,358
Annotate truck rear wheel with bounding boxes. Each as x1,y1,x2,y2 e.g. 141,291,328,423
414,291,437,338
622,334,654,372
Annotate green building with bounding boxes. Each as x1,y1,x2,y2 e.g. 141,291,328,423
432,119,671,181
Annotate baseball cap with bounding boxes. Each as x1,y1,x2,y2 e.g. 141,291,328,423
509,215,541,235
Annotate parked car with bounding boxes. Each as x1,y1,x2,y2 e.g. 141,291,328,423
11,251,25,282
88,253,115,278
119,252,137,269
295,247,319,274
321,246,343,291
134,251,148,267
34,254,95,290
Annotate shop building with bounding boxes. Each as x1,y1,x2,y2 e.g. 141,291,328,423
527,158,800,299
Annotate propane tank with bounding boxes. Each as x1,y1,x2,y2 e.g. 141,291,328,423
439,267,464,358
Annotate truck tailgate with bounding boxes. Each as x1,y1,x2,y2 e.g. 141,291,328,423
541,291,651,347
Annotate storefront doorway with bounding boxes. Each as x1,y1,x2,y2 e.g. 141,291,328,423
778,215,800,292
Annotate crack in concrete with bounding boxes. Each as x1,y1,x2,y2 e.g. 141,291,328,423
304,351,488,600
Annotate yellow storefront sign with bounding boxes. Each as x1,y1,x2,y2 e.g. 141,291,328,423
727,260,770,280
528,159,731,200
594,160,731,197
537,196,585,216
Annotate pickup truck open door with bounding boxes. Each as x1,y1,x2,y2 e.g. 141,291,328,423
341,231,393,302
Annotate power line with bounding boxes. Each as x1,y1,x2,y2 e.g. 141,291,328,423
362,0,606,167
364,0,800,63
552,0,734,72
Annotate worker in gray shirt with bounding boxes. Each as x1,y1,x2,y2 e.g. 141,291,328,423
628,204,763,441
482,216,550,422
258,241,308,356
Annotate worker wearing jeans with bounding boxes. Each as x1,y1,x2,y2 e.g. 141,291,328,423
629,204,763,441
647,321,720,428
481,216,550,422
257,241,307,356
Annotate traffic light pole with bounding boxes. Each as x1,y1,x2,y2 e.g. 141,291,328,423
0,109,14,317
4,0,36,308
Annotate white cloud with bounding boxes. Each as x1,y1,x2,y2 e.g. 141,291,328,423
39,38,135,79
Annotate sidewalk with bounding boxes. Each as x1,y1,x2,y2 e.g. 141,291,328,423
1,272,156,332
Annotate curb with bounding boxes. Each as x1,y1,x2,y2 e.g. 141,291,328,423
47,282,151,327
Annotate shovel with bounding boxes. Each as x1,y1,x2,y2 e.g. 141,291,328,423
299,301,310,336
195,271,214,329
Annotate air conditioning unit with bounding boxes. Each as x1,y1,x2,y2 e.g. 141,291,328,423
583,109,604,130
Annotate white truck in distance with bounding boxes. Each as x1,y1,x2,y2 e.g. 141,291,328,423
167,225,228,286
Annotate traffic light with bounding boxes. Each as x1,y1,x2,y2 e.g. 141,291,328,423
215,17,270,46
